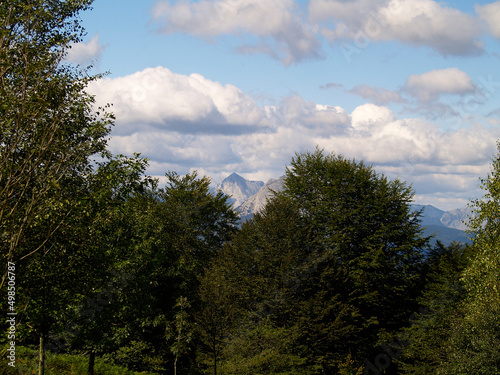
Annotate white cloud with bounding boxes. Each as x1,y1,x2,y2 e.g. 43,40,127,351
65,34,106,65
152,0,321,65
404,68,476,102
148,0,499,64
477,1,500,39
351,103,396,132
88,67,270,135
88,67,500,210
309,0,484,56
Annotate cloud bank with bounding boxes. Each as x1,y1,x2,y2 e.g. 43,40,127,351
310,0,484,56
150,0,496,64
87,66,500,210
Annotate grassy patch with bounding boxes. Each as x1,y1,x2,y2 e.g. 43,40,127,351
2,346,155,374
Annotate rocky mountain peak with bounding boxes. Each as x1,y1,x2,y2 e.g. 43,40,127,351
217,173,264,207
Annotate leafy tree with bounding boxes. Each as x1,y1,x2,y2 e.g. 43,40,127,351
441,141,500,374
0,0,111,279
110,171,238,373
197,261,239,375
12,154,150,375
222,316,320,375
0,3,159,374
199,150,430,374
280,149,429,372
199,196,319,374
167,296,194,375
57,155,152,375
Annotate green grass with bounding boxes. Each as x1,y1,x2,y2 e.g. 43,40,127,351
1,346,155,375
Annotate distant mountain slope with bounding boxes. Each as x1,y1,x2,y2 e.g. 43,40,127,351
440,206,475,230
422,225,472,246
413,204,475,232
237,176,285,221
217,173,264,207
412,204,446,227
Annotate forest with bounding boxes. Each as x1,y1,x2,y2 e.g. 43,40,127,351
1,1,500,375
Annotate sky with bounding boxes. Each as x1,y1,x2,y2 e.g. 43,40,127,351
67,0,500,210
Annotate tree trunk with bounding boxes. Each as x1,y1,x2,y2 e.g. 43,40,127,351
39,335,45,375
88,348,96,375
174,356,178,375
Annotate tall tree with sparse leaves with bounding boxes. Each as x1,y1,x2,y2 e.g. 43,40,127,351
441,141,500,374
0,0,110,287
0,2,132,374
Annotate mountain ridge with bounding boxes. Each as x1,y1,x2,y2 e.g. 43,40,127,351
217,173,474,245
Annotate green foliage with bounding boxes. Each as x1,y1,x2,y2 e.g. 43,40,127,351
0,3,162,374
397,242,470,374
197,196,315,374
222,317,320,375
104,171,238,373
440,141,500,374
2,346,155,375
0,0,112,274
166,296,194,375
197,260,240,374
281,149,429,371
198,149,430,374
337,353,364,375
399,142,500,375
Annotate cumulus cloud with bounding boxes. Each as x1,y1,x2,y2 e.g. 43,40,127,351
404,68,477,101
309,0,484,56
89,67,500,210
65,34,106,65
476,1,500,39
346,69,478,119
88,67,271,135
151,0,321,65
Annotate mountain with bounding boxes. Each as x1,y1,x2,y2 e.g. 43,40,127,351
237,176,285,221
222,174,473,245
412,204,447,227
440,206,475,230
421,225,472,246
413,204,475,232
411,205,473,245
217,173,264,207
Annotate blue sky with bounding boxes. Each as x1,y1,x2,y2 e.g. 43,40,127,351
69,0,500,210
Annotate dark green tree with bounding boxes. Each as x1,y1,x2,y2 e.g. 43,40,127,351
280,149,429,372
166,296,194,375
56,155,153,375
0,0,122,368
110,171,238,373
397,241,470,374
197,260,239,375
198,196,319,374
13,154,150,375
208,149,429,374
